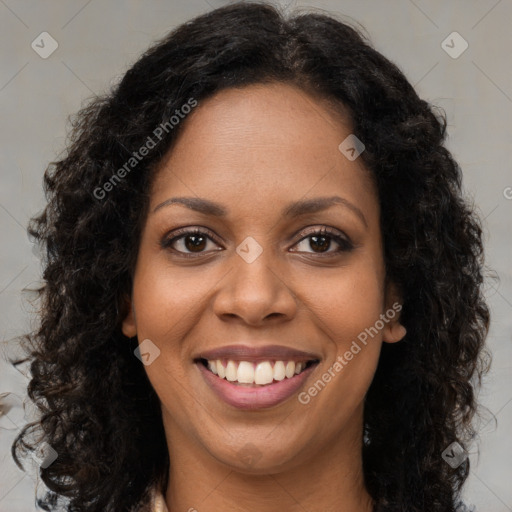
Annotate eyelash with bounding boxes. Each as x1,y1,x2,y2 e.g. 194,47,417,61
161,226,354,258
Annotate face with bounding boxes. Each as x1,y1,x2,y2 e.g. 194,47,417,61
122,82,405,474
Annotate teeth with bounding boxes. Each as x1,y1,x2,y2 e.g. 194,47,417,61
254,362,273,385
285,361,295,379
273,361,286,381
208,360,218,375
226,360,238,382
237,361,254,383
216,359,225,379
205,359,312,385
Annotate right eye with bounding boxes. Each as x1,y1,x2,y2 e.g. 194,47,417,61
161,228,223,257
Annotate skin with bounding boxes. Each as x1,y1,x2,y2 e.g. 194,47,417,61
122,82,407,512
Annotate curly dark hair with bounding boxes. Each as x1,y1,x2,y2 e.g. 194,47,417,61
10,2,490,511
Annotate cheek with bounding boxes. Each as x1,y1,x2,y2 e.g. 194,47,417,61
300,259,385,346
127,267,200,391
297,257,385,405
131,260,214,340
130,267,203,415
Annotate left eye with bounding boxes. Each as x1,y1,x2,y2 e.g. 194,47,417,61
292,230,352,254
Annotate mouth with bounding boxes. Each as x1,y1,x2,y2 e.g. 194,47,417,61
193,344,320,409
197,358,319,386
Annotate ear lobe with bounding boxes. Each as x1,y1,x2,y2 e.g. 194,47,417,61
382,280,407,344
122,297,137,338
383,322,407,343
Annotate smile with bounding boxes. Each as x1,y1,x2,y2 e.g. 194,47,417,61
201,358,316,385
194,344,321,409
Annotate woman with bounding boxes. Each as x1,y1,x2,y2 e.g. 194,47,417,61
11,2,490,511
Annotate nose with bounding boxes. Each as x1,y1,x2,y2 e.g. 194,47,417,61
212,249,298,326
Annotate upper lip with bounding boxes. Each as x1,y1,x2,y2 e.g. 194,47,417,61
195,344,321,363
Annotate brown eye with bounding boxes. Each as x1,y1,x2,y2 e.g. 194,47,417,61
292,227,353,255
162,228,221,255
308,234,331,253
183,233,207,252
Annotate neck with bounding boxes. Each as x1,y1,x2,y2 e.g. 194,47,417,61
162,408,374,512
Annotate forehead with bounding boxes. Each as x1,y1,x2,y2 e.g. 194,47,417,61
150,82,376,217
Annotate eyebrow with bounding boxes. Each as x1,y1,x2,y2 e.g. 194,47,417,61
282,195,367,227
153,196,226,216
153,195,367,227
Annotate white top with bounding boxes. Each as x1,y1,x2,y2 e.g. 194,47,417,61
150,488,169,512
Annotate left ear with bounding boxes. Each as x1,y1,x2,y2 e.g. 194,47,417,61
382,280,407,343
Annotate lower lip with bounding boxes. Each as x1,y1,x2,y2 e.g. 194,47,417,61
197,361,318,410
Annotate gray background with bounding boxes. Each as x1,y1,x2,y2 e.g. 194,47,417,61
0,0,511,510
